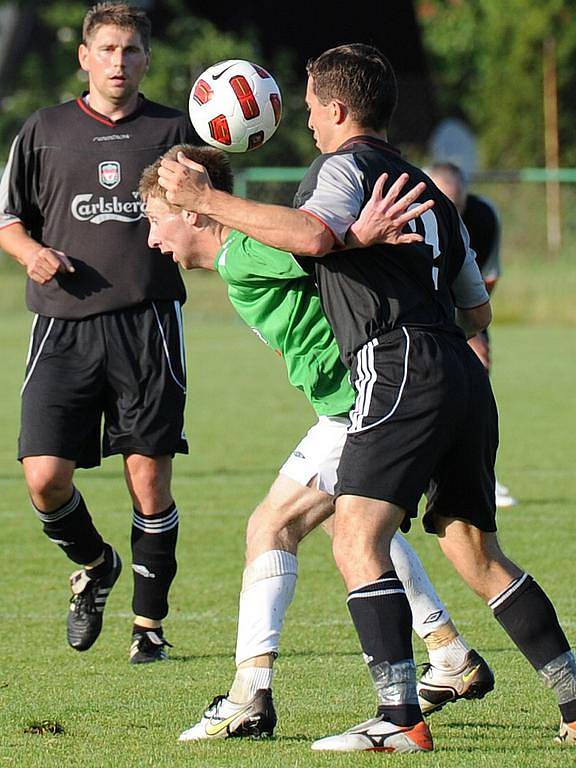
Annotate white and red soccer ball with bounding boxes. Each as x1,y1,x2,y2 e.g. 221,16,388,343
189,59,282,153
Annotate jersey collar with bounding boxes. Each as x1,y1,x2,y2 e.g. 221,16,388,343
336,135,402,156
76,92,147,127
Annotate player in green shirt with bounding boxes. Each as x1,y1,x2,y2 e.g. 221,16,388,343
139,144,494,742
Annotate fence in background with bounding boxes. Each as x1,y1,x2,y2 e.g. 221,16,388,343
234,167,576,262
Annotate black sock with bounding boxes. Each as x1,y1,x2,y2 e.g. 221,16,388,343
132,623,163,637
131,502,178,621
561,700,576,724
490,574,570,670
34,487,104,565
347,571,419,726
86,543,115,580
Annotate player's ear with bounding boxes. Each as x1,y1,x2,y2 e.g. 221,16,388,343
182,209,200,227
78,43,89,72
333,100,348,125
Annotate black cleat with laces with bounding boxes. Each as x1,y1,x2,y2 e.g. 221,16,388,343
130,629,173,664
67,546,122,651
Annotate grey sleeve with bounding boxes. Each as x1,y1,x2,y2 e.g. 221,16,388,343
299,154,365,244
0,136,23,229
451,217,490,308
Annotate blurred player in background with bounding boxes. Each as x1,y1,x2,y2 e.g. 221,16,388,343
425,162,517,508
140,144,494,742
158,43,576,751
0,3,196,663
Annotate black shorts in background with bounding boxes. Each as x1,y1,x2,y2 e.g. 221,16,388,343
335,327,498,533
19,301,188,468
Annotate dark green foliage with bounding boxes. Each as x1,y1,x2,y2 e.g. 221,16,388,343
417,0,576,167
0,0,315,167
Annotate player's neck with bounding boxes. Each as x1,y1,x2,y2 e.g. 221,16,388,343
85,90,141,122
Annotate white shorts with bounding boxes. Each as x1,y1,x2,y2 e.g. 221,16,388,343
279,415,349,495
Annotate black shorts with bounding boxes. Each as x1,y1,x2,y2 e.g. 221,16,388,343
19,301,188,469
335,327,498,533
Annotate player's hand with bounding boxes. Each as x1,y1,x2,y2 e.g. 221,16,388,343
347,172,434,248
23,246,75,284
157,152,214,212
467,332,491,371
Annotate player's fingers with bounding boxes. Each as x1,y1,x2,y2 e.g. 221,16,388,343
37,248,63,272
389,180,428,215
55,251,75,273
176,152,205,172
29,262,55,282
371,173,389,201
382,173,410,206
159,157,181,173
396,233,424,245
394,198,435,225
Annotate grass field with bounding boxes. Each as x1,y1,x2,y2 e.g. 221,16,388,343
0,264,574,767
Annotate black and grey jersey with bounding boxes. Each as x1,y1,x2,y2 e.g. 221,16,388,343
294,136,488,367
462,193,501,281
0,96,196,319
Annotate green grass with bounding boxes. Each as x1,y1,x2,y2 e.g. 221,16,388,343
0,264,574,767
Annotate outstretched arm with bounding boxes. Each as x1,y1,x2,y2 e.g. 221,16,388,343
158,154,433,256
158,153,333,256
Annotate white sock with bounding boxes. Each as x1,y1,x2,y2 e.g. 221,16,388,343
428,634,471,670
229,666,274,704
390,533,449,637
235,549,298,666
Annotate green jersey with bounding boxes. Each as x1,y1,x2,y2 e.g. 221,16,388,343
215,230,354,417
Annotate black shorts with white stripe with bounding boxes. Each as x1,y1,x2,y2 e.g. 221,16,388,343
335,327,498,533
19,300,188,468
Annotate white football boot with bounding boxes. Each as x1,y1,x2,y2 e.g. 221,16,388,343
417,649,495,715
178,689,276,741
311,716,432,753
555,719,576,745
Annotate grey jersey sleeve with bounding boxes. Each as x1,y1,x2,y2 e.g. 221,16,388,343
299,154,365,244
451,217,490,308
0,136,23,229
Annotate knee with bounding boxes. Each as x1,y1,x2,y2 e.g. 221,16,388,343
246,501,293,549
24,463,72,501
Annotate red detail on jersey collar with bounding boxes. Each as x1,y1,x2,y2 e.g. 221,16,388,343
76,94,146,126
337,135,401,155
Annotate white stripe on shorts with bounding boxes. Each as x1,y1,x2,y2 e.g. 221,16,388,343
21,317,55,396
152,301,186,393
348,327,411,434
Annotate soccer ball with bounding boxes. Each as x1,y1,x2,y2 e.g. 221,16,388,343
189,59,282,153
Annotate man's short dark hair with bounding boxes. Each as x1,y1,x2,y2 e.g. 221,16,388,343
83,2,151,52
139,145,234,207
306,44,398,132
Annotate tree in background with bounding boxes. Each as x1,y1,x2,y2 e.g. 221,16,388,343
0,0,315,167
417,0,576,168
